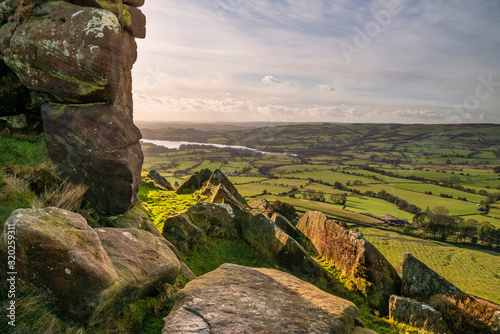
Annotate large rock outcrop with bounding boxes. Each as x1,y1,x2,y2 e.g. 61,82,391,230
200,169,250,209
1,207,118,321
161,202,238,252
0,0,146,215
163,263,374,334
0,207,180,324
296,211,401,316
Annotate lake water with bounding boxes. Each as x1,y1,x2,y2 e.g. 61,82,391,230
140,139,286,155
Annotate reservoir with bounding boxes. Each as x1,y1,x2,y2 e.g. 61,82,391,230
140,139,288,155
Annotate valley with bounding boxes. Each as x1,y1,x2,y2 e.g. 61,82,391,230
140,122,500,304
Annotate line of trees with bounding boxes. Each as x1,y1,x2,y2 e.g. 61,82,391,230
358,189,422,215
413,207,500,247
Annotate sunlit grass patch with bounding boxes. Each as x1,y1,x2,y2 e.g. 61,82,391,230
138,182,207,231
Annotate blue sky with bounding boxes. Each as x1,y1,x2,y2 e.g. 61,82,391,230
132,0,500,123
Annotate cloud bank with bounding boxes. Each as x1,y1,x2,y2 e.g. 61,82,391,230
133,1,500,124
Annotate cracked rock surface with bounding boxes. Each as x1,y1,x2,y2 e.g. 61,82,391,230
0,0,146,215
163,263,370,334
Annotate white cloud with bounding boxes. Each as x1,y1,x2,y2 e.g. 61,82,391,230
318,84,336,92
261,75,299,87
262,75,281,84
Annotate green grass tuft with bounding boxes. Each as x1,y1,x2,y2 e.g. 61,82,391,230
180,236,271,276
139,182,207,231
0,135,51,167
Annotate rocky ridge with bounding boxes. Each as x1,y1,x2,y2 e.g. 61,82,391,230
2,168,500,332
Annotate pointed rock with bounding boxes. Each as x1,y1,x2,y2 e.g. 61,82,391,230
147,170,174,190
176,168,213,194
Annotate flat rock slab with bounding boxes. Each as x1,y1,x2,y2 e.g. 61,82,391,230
163,263,361,334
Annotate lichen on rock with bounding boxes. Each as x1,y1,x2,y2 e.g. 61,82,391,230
0,0,147,216
163,263,367,334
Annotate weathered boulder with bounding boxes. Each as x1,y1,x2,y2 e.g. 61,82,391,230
238,209,325,281
162,212,204,252
163,263,369,334
94,227,181,317
186,202,238,239
401,253,500,333
248,195,271,213
1,0,146,216
176,168,213,194
3,2,122,104
42,103,143,215
146,170,174,190
402,253,461,301
389,295,449,333
0,208,184,324
0,208,118,322
296,211,401,316
176,169,249,209
161,202,237,251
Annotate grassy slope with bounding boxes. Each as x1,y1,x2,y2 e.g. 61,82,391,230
0,135,52,225
356,226,500,304
0,132,443,333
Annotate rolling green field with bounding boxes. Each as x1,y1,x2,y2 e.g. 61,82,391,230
140,122,500,303
356,226,500,304
141,123,500,227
